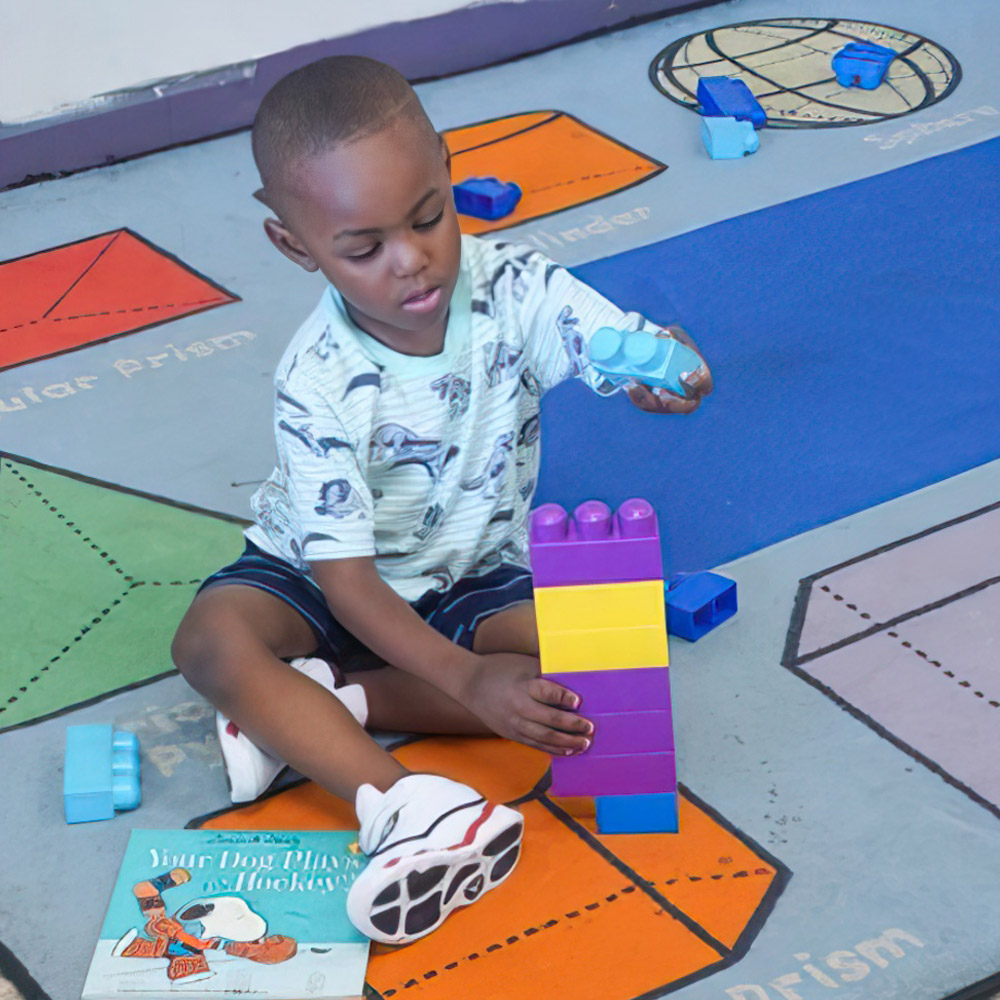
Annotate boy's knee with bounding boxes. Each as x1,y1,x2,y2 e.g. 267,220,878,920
171,601,242,688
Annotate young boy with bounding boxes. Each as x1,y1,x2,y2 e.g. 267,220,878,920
172,55,712,945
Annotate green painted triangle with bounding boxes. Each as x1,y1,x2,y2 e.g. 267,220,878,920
1,455,245,731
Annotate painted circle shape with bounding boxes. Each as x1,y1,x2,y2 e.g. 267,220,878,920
649,17,961,128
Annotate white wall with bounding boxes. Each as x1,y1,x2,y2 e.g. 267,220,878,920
1,0,521,124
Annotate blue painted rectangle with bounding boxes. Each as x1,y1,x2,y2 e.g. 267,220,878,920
540,138,1000,572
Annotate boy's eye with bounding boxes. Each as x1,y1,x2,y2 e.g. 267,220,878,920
348,243,381,261
415,209,444,230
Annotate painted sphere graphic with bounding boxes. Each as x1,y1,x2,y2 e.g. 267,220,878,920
650,18,961,128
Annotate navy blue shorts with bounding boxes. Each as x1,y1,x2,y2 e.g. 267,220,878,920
198,540,534,668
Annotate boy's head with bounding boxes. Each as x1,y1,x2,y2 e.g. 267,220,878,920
252,56,461,353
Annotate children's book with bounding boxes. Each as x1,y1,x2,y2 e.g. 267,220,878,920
82,829,370,999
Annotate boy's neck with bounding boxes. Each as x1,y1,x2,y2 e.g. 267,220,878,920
345,304,449,358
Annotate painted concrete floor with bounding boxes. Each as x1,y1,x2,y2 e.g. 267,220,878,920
3,2,1000,997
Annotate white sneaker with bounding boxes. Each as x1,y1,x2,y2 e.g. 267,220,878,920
216,657,368,803
346,773,523,944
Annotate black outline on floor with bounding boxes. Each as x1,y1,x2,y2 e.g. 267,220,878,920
189,758,791,1000
647,16,962,129
0,227,240,373
444,109,666,236
940,968,1000,1000
0,940,52,1000
781,499,1000,822
0,450,249,734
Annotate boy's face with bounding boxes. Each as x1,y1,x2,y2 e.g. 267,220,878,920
263,116,462,355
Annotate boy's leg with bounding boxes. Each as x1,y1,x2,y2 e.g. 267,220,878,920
172,584,407,802
174,581,526,945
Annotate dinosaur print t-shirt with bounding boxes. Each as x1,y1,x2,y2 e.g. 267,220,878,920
246,236,660,602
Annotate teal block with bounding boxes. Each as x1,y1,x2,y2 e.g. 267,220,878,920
64,725,141,823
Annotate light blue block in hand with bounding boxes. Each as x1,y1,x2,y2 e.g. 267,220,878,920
588,328,703,396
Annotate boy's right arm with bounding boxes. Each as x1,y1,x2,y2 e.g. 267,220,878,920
311,557,590,754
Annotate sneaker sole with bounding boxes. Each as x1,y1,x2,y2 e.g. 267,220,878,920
347,802,523,945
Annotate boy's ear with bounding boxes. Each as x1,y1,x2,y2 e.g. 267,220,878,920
263,217,320,273
438,132,452,175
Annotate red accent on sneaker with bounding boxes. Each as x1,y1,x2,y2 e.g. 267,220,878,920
226,721,240,738
447,802,496,851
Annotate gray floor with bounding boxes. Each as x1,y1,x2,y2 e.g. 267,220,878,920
3,1,1000,997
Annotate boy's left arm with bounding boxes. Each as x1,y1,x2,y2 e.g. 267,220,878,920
509,245,713,414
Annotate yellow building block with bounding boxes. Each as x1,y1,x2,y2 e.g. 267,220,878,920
534,579,666,634
539,624,669,673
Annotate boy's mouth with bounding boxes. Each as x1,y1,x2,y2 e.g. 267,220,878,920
401,286,442,313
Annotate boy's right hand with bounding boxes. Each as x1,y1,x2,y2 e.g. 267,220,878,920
458,653,593,756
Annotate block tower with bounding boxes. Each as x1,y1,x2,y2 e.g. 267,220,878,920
530,498,677,833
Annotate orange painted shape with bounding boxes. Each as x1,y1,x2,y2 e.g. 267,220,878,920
366,800,723,1000
0,229,238,370
196,737,785,1000
444,111,665,235
576,795,780,951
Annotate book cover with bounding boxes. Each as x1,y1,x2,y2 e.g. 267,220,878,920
82,829,369,999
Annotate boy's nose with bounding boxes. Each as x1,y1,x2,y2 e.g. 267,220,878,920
391,238,429,277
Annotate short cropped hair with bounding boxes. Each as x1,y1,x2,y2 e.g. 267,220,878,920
252,56,436,193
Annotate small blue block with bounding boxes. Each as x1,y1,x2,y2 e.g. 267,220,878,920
696,76,766,128
596,792,678,834
665,572,738,642
64,724,141,823
453,176,522,220
701,116,760,160
588,328,703,395
832,42,896,89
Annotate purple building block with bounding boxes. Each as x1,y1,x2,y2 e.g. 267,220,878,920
589,710,673,755
550,749,676,797
530,498,664,587
544,666,671,714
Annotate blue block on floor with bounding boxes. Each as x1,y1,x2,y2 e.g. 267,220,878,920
665,571,737,642
696,76,766,128
596,792,678,833
64,725,141,824
453,176,522,220
701,116,760,160
832,42,896,89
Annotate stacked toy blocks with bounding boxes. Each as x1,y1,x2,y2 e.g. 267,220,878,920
696,77,766,128
531,498,678,833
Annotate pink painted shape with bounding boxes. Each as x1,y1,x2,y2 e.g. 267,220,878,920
804,583,1000,807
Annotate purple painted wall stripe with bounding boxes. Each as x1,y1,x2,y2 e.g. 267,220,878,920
0,1,720,189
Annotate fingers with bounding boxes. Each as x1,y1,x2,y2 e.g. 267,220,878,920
516,719,591,756
522,679,593,753
681,363,714,397
531,677,582,710
627,382,701,414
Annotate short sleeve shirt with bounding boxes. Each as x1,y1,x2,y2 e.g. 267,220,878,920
246,235,662,602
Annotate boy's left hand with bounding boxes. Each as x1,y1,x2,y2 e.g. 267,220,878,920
626,326,713,415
